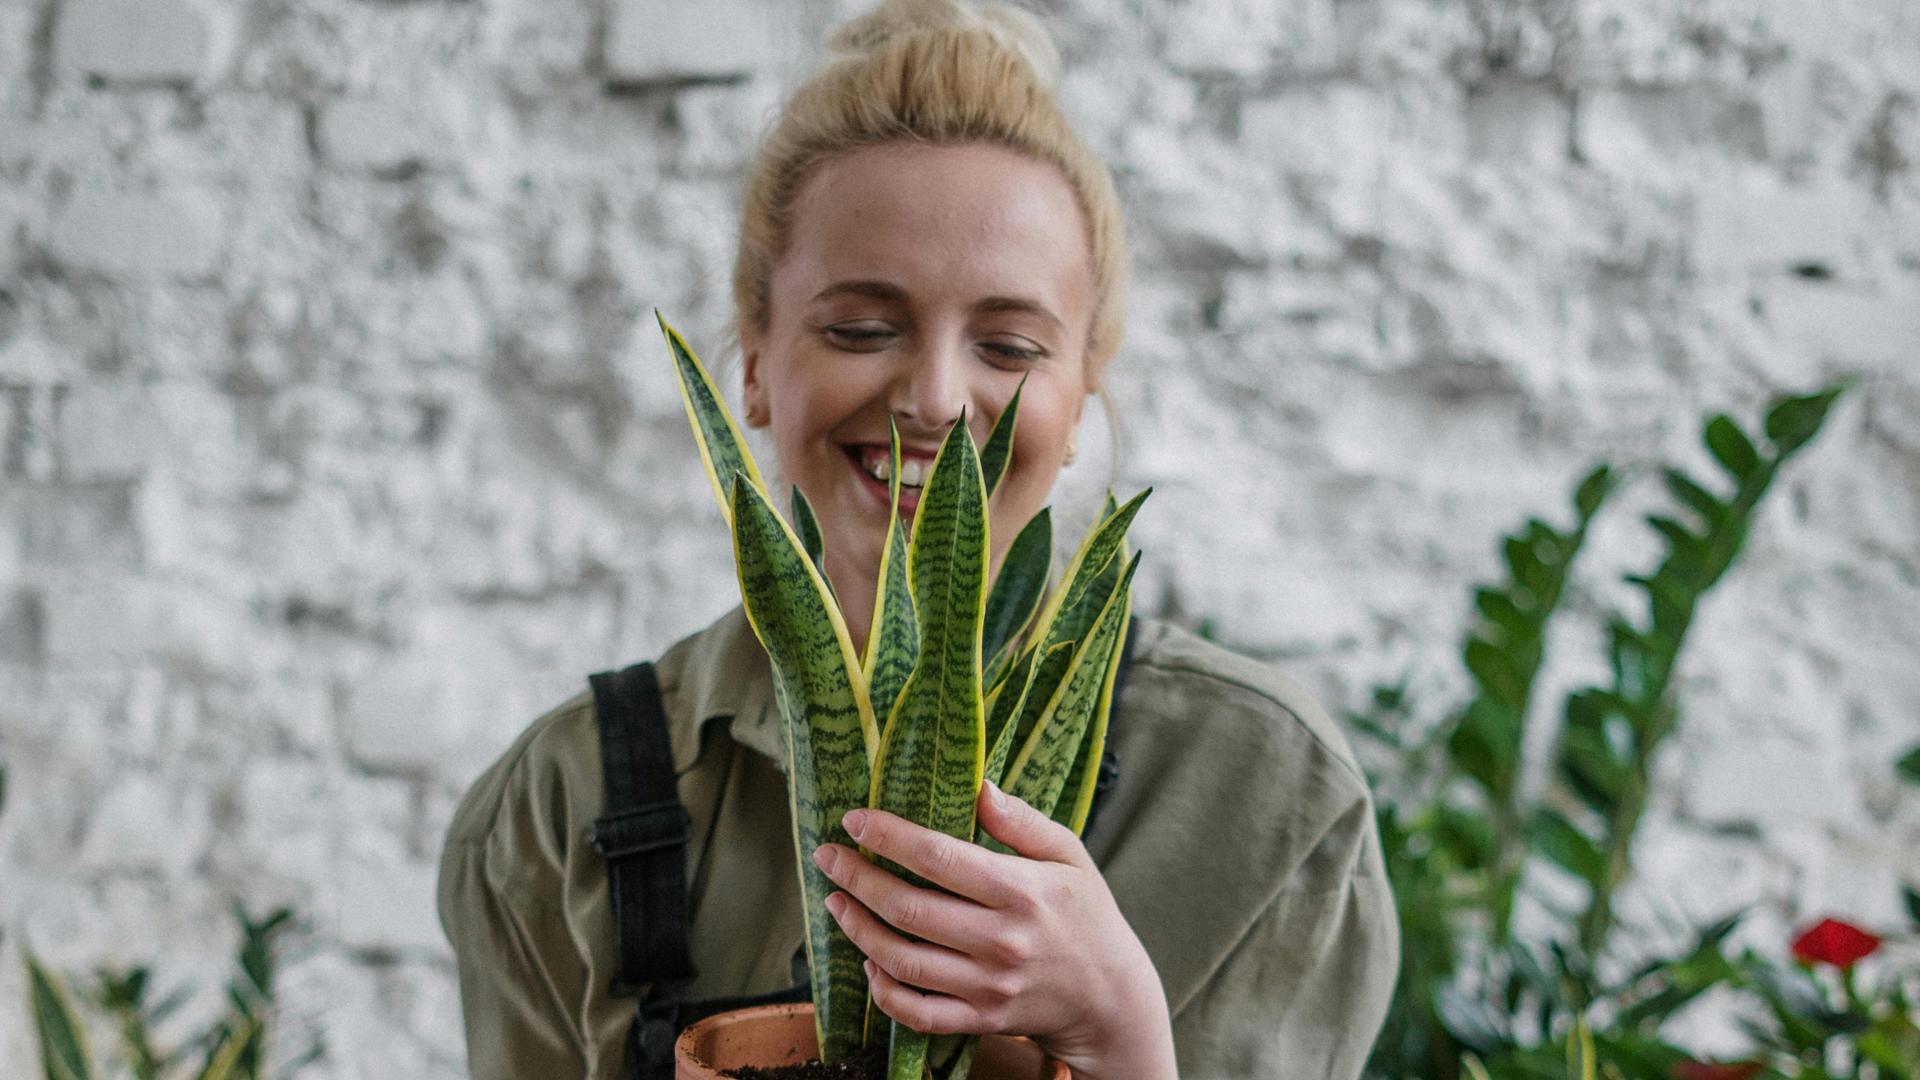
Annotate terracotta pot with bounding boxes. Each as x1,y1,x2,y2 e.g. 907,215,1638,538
674,1003,1069,1079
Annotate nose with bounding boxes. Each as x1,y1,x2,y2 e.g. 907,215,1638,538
888,332,968,434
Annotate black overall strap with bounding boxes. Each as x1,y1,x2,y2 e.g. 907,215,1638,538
588,662,697,996
595,619,1140,1078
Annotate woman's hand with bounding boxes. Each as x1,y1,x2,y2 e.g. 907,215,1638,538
808,780,1179,1080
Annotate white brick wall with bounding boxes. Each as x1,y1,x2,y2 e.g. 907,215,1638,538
1,0,1916,1074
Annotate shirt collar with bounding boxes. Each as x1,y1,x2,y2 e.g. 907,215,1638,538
658,604,787,772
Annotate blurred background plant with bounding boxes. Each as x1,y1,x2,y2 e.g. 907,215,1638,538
24,904,321,1080
1357,382,1920,1079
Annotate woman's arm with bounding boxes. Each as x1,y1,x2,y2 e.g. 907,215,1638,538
438,835,595,1078
1166,797,1399,1080
811,781,1180,1080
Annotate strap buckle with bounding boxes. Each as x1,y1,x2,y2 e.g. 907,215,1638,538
592,800,693,860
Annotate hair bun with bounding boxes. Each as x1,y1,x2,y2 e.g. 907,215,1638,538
824,0,1063,91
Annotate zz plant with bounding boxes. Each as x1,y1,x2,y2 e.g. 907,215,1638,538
657,314,1148,1080
1357,383,1902,1079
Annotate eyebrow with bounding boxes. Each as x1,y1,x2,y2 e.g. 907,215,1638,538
810,280,1064,331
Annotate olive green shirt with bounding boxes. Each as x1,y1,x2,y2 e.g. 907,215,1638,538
438,607,1399,1079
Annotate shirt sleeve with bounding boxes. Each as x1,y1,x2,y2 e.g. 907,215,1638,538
1168,795,1400,1080
437,834,594,1079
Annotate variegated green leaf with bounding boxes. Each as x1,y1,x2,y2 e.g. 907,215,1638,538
928,1032,977,1080
792,485,828,580
1055,569,1133,834
1010,490,1150,756
1052,518,1134,834
658,312,770,525
984,641,1067,789
979,376,1024,498
730,474,878,1062
867,417,989,1080
982,507,1051,685
26,953,93,1080
864,419,918,728
999,552,1138,846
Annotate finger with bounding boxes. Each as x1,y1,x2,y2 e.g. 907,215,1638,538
842,808,1023,908
864,958,990,1037
812,844,999,952
824,891,988,1000
975,780,1090,867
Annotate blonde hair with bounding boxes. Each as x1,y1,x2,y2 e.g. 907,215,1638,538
731,0,1129,385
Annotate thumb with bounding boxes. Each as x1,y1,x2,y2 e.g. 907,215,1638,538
977,780,1089,866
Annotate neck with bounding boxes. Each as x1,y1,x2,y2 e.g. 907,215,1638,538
826,549,878,658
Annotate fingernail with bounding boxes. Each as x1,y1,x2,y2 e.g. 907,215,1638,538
843,809,868,841
825,892,846,919
812,845,838,874
983,779,1007,808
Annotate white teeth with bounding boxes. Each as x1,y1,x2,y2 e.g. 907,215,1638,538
857,447,929,489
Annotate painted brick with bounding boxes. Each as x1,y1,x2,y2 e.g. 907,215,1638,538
1160,0,1338,76
318,96,451,174
54,0,212,85
1695,175,1866,276
1466,80,1573,167
334,852,444,952
0,587,44,665
47,188,224,279
604,0,778,85
1763,278,1920,371
79,774,211,873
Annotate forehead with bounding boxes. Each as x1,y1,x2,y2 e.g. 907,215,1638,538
778,142,1093,309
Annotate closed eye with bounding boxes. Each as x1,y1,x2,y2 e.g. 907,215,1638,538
821,326,897,354
983,341,1044,364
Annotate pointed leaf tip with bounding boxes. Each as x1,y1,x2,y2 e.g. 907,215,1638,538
1704,414,1761,483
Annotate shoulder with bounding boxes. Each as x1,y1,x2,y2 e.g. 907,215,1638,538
1095,617,1377,891
440,688,601,889
438,609,741,891
1121,616,1368,800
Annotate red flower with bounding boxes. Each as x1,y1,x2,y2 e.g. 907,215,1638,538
1672,1062,1762,1080
1790,917,1881,968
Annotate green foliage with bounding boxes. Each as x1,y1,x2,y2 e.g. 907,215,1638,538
1897,745,1920,787
25,906,311,1080
659,314,1145,1076
1358,384,1912,1080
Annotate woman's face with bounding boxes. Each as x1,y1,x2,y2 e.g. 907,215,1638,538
743,141,1096,587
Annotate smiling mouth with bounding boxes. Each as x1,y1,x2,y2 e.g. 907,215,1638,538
846,445,931,489
843,445,936,514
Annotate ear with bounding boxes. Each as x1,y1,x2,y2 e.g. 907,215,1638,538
742,340,770,429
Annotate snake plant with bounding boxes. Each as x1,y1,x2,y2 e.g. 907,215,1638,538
659,313,1147,1078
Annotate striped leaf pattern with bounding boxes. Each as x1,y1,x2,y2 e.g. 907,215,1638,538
730,475,878,1062
984,642,1066,788
1009,490,1151,756
866,417,989,1080
999,553,1139,845
658,311,769,523
792,485,829,582
978,377,1024,498
863,419,919,727
657,316,1158,1072
981,508,1052,688
1056,578,1133,834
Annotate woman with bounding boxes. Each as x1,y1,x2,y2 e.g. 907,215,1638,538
437,2,1398,1078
